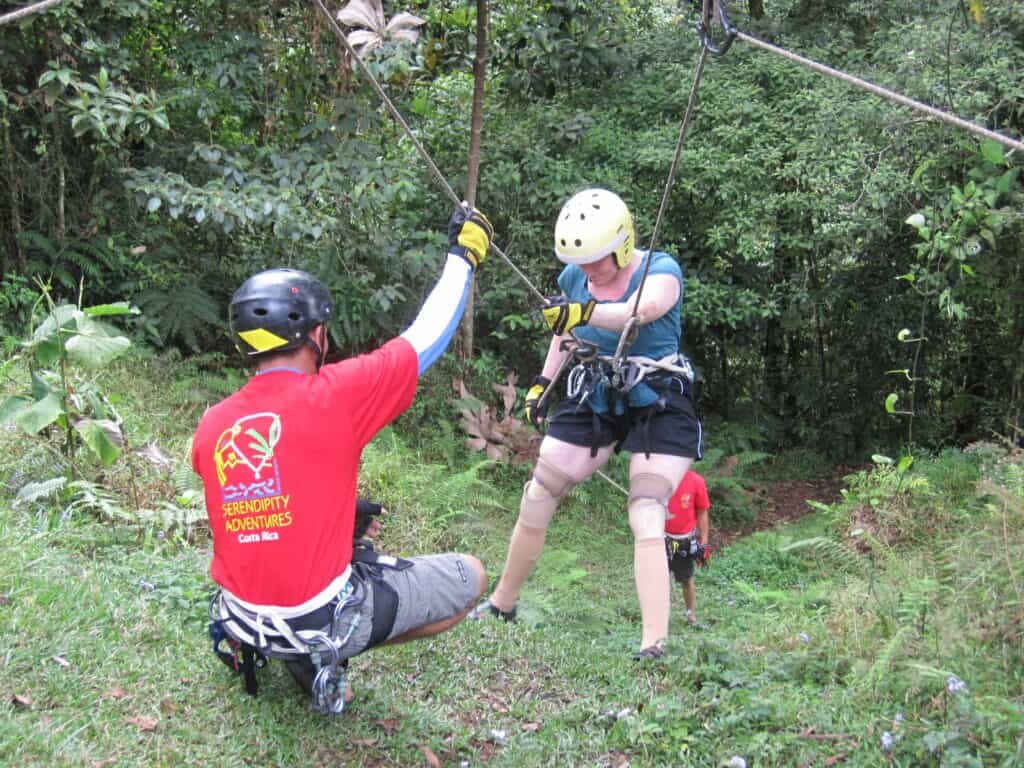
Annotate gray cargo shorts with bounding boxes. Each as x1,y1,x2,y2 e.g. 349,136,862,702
295,553,479,659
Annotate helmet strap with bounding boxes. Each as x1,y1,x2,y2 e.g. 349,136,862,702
304,326,328,370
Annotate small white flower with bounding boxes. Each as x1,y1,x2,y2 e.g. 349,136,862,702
728,757,747,768
489,729,507,744
894,712,904,723
947,675,968,694
881,731,895,752
616,707,632,720
799,632,811,643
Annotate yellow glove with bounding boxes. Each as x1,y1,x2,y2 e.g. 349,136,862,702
448,204,494,269
541,297,596,335
523,375,551,427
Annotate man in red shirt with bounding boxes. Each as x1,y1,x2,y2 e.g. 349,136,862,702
194,206,492,713
665,470,711,624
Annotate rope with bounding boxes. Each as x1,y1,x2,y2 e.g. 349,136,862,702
732,29,1024,154
0,0,68,26
630,44,709,319
311,0,545,303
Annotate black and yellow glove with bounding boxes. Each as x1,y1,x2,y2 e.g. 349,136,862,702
523,375,551,427
541,296,596,335
448,204,494,270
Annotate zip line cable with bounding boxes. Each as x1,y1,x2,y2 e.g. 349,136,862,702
629,45,709,323
734,29,1024,154
0,0,67,26
701,0,1024,154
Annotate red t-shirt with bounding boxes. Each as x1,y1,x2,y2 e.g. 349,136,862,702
192,338,418,607
665,471,710,536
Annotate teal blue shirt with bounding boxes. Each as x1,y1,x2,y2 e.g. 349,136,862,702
556,251,683,359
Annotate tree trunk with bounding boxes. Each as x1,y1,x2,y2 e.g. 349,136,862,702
749,0,764,19
1,76,25,272
458,0,488,361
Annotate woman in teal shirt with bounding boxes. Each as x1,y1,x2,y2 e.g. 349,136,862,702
473,188,703,659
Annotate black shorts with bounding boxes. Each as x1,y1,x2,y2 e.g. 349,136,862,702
666,539,696,583
547,380,703,458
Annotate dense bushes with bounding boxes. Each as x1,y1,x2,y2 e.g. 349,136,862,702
2,0,1021,458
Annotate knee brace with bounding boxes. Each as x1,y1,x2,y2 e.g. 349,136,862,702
627,473,673,539
518,457,576,529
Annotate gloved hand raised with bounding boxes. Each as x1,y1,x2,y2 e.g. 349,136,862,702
523,375,551,428
448,204,493,270
541,296,596,336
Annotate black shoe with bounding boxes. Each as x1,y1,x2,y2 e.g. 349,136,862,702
632,643,666,661
468,599,517,623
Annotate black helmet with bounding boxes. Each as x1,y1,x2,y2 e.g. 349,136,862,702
229,268,334,357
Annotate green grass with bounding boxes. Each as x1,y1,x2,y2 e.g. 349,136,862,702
1,353,1022,767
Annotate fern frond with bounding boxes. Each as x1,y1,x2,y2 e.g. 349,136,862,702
14,477,68,506
781,536,868,576
857,625,911,691
16,230,59,259
66,480,130,521
134,283,222,351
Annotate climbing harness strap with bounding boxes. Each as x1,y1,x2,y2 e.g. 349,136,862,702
209,568,362,714
208,550,413,714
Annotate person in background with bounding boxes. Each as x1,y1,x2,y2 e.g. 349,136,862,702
665,469,711,624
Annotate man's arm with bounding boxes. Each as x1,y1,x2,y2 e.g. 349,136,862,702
696,506,710,547
400,208,492,374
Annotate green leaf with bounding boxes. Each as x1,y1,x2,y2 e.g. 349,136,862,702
897,328,912,341
65,332,131,368
0,395,33,424
32,305,80,345
884,394,899,414
84,302,139,317
73,418,123,465
147,196,162,212
34,336,62,367
14,392,65,434
980,139,1004,165
872,454,893,465
896,455,914,473
30,371,51,399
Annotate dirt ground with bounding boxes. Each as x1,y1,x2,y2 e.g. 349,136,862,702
715,471,854,547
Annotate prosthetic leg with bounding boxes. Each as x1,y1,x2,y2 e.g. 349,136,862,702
484,458,577,616
628,472,674,656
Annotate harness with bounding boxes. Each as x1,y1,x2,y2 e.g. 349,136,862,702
561,346,697,457
208,544,412,715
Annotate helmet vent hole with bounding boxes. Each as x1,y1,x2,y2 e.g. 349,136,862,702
579,213,585,220
560,238,566,246
592,204,600,209
254,308,268,316
574,239,582,247
288,312,301,321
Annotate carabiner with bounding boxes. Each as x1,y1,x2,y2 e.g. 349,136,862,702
695,0,737,57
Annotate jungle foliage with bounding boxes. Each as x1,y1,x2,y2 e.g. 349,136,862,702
1,0,1022,458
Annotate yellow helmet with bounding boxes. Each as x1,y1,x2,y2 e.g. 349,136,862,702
553,188,636,268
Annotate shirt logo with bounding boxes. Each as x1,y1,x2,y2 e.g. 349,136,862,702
214,412,283,501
